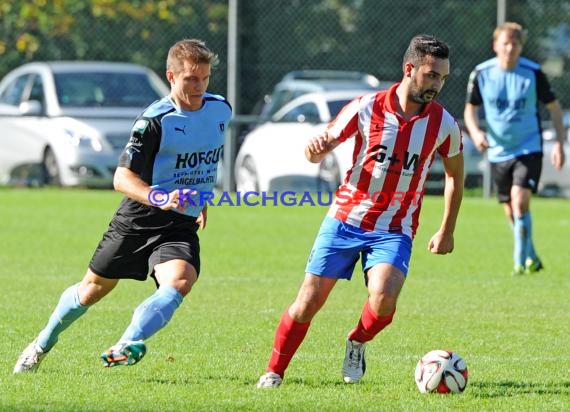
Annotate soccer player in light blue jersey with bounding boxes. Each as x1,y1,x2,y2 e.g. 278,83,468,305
14,39,232,373
464,22,566,276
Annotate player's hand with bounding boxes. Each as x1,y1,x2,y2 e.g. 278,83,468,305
197,204,207,230
159,188,196,212
306,132,330,156
427,231,454,255
550,141,565,171
471,130,489,152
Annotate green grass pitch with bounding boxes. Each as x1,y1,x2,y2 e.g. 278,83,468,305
0,188,568,411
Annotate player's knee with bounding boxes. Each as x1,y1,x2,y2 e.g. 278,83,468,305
289,298,320,322
155,261,198,296
77,279,116,306
174,278,194,297
369,293,398,316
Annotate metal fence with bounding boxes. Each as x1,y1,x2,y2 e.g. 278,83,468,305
1,0,569,190
234,0,569,115
228,0,570,191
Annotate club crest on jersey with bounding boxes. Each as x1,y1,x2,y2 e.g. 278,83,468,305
132,119,149,134
219,122,225,132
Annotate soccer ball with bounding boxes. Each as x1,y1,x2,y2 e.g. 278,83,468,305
414,349,468,394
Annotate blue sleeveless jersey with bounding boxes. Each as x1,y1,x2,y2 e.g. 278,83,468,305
466,57,556,162
117,93,232,220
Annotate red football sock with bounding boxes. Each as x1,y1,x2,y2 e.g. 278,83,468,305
267,309,310,377
347,300,395,343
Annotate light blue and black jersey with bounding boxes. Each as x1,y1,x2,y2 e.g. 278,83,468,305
466,56,556,163
115,93,232,224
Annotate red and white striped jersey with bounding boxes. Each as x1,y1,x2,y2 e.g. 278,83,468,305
326,83,462,238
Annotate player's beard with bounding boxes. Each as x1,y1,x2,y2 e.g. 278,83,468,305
409,78,438,104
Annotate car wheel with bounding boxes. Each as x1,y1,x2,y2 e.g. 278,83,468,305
43,147,61,186
236,156,259,192
539,184,561,198
464,173,483,189
318,154,341,192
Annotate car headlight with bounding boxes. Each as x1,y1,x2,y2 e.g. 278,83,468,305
63,129,103,152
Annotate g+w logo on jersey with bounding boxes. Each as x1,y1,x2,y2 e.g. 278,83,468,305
371,144,425,172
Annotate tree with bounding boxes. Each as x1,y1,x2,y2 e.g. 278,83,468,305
0,0,229,94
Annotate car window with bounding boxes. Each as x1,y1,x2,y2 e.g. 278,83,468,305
54,72,162,107
28,75,45,103
264,89,295,118
327,98,353,118
0,75,30,106
278,102,320,123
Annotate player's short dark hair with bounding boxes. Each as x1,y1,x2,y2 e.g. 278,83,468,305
167,39,219,73
403,34,450,68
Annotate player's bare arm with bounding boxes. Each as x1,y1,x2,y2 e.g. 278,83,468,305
463,103,489,152
113,166,187,212
196,203,207,230
545,100,566,170
428,153,464,255
305,130,341,163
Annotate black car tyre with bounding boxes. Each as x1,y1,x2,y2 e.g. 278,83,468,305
318,154,341,192
43,147,61,186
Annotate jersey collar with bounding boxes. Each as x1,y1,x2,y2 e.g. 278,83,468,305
384,82,433,120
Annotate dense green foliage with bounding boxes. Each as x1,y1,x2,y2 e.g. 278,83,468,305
1,1,569,118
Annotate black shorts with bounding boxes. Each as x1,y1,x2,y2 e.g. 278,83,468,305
89,219,200,282
491,152,542,203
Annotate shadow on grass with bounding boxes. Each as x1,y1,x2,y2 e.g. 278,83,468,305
470,380,570,397
142,375,346,388
140,374,570,395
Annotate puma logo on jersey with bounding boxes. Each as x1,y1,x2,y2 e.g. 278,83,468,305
175,125,187,135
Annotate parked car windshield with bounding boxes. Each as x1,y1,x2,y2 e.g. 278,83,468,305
54,72,162,108
328,99,353,119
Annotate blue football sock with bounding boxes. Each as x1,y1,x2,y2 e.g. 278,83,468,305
119,285,183,342
37,283,88,352
513,215,527,267
522,212,538,261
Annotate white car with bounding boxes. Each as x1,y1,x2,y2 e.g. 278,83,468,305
256,70,391,126
423,130,486,193
235,89,485,193
0,61,169,187
234,89,373,193
540,111,570,197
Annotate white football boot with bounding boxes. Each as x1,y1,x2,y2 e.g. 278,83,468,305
342,339,366,383
14,338,47,373
256,372,283,388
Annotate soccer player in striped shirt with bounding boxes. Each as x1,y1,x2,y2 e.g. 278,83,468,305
464,22,566,276
257,34,464,388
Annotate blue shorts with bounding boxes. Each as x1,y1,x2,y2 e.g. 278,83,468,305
305,216,413,280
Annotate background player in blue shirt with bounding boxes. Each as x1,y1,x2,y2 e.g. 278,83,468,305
464,22,566,276
14,39,232,373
